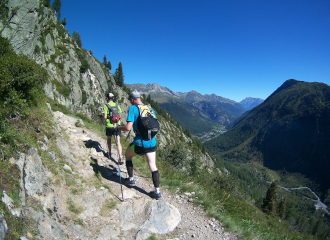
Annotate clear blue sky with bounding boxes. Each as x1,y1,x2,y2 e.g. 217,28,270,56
60,0,330,102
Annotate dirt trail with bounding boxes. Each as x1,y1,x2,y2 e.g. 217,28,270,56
53,111,239,240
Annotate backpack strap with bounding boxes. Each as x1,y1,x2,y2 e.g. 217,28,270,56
105,103,117,113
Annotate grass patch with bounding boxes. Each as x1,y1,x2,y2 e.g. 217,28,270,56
67,198,83,215
146,234,158,240
100,199,117,217
65,174,76,187
51,79,71,98
74,218,84,226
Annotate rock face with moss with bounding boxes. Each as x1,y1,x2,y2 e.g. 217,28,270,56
0,0,214,170
0,0,119,117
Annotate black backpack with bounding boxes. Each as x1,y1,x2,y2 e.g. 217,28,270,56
106,103,120,124
135,104,160,140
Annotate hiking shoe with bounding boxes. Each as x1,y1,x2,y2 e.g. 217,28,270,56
119,156,124,165
150,191,162,200
125,178,135,187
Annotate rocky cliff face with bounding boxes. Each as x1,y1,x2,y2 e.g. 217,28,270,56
0,0,126,118
0,0,214,168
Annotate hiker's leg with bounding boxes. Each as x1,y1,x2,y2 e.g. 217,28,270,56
146,152,160,192
114,135,122,156
145,151,157,172
107,135,112,157
125,144,137,178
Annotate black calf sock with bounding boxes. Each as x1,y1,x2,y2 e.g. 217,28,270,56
152,170,160,188
126,160,134,178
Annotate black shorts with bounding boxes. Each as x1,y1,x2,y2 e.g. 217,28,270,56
106,127,121,137
130,143,156,156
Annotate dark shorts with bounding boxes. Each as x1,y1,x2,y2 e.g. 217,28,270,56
130,143,156,156
106,127,121,137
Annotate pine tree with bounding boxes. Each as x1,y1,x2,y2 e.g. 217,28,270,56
61,17,66,26
43,0,50,7
107,61,112,71
52,0,61,18
262,180,278,217
114,62,124,87
103,55,107,66
72,31,82,47
278,197,286,219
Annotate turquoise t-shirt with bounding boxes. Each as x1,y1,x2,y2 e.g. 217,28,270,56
102,102,122,128
127,104,157,148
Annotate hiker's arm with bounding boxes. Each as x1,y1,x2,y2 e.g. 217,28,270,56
115,122,133,131
103,113,107,120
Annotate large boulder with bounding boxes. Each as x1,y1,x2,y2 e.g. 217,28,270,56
24,148,49,197
117,199,181,239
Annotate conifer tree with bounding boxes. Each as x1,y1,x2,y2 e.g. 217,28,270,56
107,61,111,71
44,0,50,7
278,197,286,219
103,55,107,66
61,17,66,26
52,0,61,18
262,180,278,217
72,31,82,47
114,62,124,87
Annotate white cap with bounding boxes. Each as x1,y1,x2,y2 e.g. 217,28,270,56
106,93,114,98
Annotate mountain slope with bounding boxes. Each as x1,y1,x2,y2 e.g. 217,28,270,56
205,79,330,192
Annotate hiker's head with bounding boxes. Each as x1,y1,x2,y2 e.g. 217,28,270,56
128,91,141,104
106,93,114,101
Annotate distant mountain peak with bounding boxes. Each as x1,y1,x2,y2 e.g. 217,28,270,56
240,97,264,110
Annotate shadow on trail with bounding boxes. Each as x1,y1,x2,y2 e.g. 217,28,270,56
84,139,123,165
89,157,150,198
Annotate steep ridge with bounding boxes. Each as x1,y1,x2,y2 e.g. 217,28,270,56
0,0,115,117
205,79,330,193
1,104,238,240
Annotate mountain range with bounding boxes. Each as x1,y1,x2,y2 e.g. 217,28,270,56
205,79,330,194
126,83,263,139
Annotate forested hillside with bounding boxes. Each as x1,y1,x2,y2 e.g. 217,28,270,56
205,79,330,193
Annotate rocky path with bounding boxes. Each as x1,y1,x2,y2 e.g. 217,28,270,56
39,110,239,240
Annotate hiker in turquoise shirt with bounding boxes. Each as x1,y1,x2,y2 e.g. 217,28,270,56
114,91,161,199
102,93,123,163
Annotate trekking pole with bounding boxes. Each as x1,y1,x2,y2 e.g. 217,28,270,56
125,130,131,141
115,125,124,202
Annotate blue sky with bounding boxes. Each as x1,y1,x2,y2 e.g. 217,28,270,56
60,0,330,102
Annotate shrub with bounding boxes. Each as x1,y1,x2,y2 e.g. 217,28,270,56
81,90,87,104
51,79,70,97
158,143,189,171
34,45,41,54
0,36,48,119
